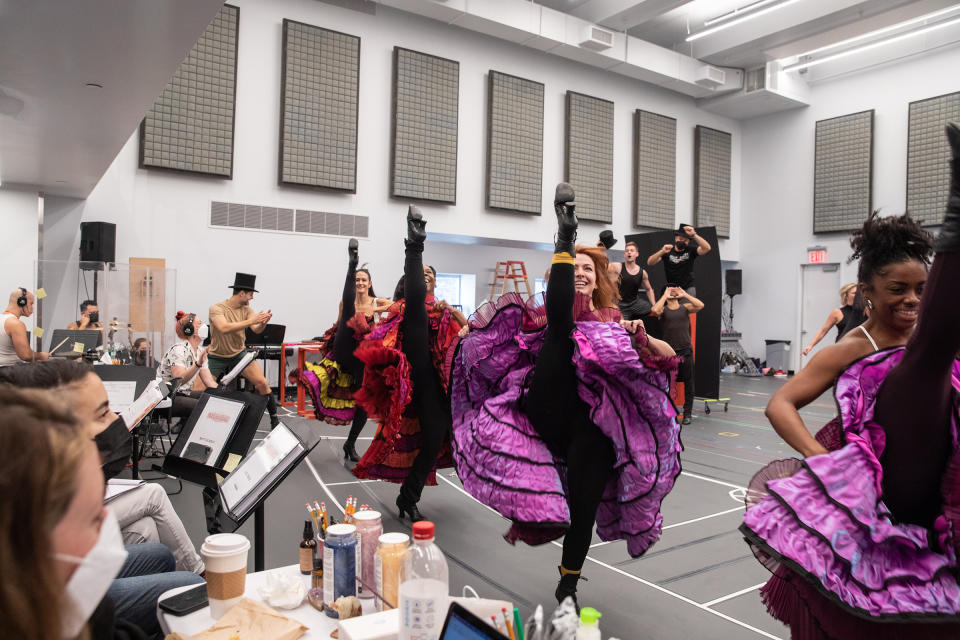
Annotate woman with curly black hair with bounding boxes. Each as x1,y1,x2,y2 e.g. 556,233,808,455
742,124,960,638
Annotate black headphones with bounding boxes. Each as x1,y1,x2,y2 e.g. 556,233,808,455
16,287,27,308
182,313,196,337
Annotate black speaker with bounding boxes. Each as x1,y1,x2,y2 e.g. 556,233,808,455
79,222,116,263
726,269,742,297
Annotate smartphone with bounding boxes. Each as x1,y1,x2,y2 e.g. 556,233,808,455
183,442,213,464
159,583,208,616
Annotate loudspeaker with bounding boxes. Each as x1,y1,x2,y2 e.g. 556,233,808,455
726,269,742,297
79,222,116,263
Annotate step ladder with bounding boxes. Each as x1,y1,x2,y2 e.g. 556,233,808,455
490,261,532,301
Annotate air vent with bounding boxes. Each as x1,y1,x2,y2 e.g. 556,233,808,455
210,201,368,238
580,25,614,51
694,65,726,89
745,67,766,93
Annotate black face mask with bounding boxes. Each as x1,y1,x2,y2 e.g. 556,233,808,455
133,350,147,365
95,416,131,481
88,312,99,324
673,242,688,253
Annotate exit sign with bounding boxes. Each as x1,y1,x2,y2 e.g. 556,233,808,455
808,249,828,264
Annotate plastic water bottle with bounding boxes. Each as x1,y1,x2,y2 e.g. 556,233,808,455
576,607,602,640
398,521,449,640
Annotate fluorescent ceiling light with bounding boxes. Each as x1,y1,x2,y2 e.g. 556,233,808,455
686,0,802,41
798,4,960,57
784,13,960,71
704,0,784,27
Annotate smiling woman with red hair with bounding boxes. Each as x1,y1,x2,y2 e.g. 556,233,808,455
450,183,681,608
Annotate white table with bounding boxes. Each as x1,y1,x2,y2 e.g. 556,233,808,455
158,564,377,638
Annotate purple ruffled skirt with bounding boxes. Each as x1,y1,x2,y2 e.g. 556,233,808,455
741,347,960,636
450,294,682,558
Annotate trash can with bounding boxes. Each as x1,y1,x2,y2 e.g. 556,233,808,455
765,340,791,372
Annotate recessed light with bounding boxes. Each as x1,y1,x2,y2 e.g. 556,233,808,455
85,82,103,89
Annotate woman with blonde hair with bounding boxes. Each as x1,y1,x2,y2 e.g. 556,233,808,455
0,385,146,639
450,184,680,608
801,282,867,356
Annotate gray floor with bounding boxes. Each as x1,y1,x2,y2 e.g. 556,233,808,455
149,373,838,639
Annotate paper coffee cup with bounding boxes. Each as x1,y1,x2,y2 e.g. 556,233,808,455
201,533,250,619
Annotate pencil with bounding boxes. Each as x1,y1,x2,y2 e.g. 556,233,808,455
503,608,515,640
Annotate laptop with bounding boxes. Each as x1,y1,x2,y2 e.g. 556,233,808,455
244,323,286,347
49,329,102,357
439,602,510,640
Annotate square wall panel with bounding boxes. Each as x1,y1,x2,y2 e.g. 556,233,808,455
634,110,676,229
139,5,239,178
907,92,960,226
814,110,873,234
486,70,544,215
565,91,614,223
694,125,731,238
279,20,360,191
391,47,459,203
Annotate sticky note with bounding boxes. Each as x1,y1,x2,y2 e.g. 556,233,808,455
33,327,44,338
73,342,84,353
223,453,242,474
35,288,47,299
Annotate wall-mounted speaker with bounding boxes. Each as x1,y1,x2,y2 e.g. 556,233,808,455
726,269,742,297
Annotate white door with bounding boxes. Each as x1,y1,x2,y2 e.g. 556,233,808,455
799,263,842,369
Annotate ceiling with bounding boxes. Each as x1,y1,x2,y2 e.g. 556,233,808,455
0,0,224,198
535,0,960,69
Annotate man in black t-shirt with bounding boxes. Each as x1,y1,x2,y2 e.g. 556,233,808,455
647,224,712,296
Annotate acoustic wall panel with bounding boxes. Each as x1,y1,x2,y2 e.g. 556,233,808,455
486,71,544,214
139,5,239,177
634,110,676,229
391,47,459,203
814,110,873,233
694,125,731,238
565,91,614,223
907,92,960,226
279,20,360,191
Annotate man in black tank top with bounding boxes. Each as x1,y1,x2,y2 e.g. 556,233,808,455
653,285,705,425
608,241,655,320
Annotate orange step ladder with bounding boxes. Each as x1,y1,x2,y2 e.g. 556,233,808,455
490,261,533,301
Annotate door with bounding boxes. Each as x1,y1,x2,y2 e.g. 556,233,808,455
799,263,842,369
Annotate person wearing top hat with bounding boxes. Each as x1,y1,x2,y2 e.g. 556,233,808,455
646,223,711,296
207,273,279,427
596,230,617,251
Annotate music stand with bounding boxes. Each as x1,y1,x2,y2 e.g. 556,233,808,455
203,419,321,571
49,329,102,356
245,324,287,398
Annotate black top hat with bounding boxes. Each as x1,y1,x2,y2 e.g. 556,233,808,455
598,230,617,250
676,223,692,235
230,272,259,292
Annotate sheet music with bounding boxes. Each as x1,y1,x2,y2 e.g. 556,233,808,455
220,422,301,513
182,395,245,466
102,380,137,414
219,350,257,386
104,478,146,502
120,379,165,430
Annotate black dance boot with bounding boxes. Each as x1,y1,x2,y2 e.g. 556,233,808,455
934,123,960,253
406,205,426,251
263,393,280,429
348,237,359,268
396,494,424,522
554,183,577,255
343,440,360,463
554,565,584,612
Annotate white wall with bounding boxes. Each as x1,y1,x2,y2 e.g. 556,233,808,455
0,188,39,332
41,0,741,341
737,45,960,370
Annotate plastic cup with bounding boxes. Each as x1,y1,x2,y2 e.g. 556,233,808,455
201,533,250,619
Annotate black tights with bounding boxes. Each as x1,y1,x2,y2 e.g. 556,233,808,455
876,253,960,528
525,259,615,572
677,350,694,416
399,243,452,504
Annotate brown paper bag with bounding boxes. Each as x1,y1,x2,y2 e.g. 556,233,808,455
165,598,308,640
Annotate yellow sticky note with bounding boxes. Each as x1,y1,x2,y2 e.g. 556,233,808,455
35,288,47,299
73,342,84,353
223,453,242,474
33,327,44,338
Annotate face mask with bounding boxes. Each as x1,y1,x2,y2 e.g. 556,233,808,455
673,242,687,253
55,509,128,638
95,416,131,481
87,312,99,324
197,324,209,340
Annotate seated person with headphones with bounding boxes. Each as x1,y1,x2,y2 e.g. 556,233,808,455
159,311,218,418
0,288,49,366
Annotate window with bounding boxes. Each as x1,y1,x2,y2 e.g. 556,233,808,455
534,278,546,295
435,273,476,316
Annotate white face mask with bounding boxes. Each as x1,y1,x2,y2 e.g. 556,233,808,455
54,509,128,638
197,324,209,340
